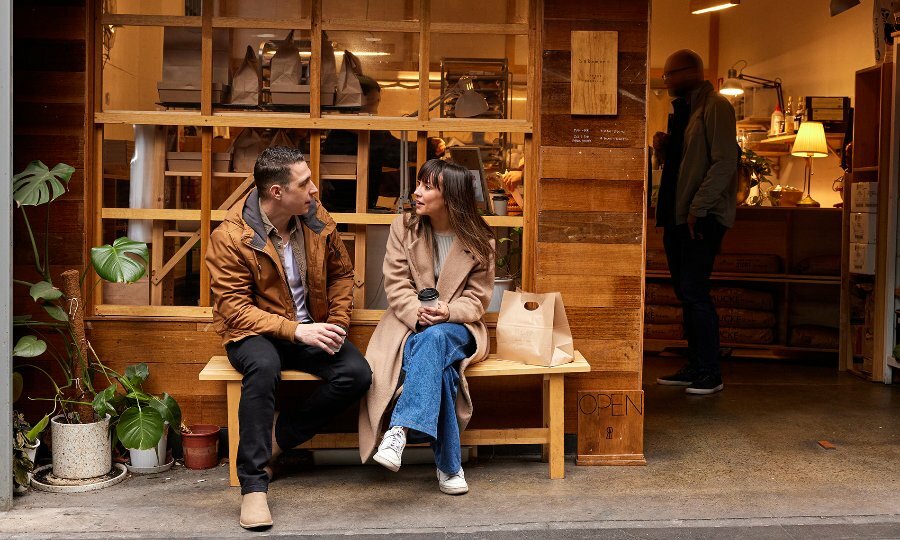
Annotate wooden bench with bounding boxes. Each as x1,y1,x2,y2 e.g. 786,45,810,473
199,352,590,487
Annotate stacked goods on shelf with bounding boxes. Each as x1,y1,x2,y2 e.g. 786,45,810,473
849,182,878,275
644,283,776,344
646,250,781,274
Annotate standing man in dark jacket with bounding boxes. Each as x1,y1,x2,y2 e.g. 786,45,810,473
206,147,371,529
653,49,738,395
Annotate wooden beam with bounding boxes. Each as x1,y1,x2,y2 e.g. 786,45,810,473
94,110,534,133
430,22,529,35
310,0,322,119
93,305,213,318
522,0,542,292
212,17,310,30
419,0,430,123
322,19,419,33
101,14,201,27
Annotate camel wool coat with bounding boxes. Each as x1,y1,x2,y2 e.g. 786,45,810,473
358,215,495,462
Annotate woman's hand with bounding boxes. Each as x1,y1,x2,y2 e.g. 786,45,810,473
417,301,450,328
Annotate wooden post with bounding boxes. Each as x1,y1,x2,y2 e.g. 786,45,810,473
198,0,213,306
226,381,241,487
547,373,564,479
354,131,370,308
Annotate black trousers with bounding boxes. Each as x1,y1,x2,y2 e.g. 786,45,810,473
225,335,372,494
662,217,727,377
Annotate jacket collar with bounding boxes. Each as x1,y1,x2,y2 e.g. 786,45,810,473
233,188,330,251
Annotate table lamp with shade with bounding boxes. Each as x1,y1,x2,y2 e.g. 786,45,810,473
791,121,829,207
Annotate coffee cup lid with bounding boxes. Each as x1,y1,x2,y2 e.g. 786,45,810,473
418,287,439,301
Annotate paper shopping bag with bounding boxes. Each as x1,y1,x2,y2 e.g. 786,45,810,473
230,128,267,173
230,45,261,106
335,50,363,107
496,290,575,367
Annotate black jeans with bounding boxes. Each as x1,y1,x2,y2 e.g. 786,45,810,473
662,217,727,377
225,335,372,494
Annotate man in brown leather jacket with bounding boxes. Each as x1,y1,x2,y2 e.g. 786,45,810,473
206,146,371,529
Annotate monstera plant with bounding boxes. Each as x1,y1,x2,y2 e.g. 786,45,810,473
11,161,179,482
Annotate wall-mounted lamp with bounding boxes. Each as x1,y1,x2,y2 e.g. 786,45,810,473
690,0,740,14
719,60,784,112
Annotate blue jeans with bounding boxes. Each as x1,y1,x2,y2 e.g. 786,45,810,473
390,323,475,475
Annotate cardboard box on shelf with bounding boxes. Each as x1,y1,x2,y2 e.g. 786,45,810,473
167,152,231,173
321,155,357,176
850,181,878,212
850,242,876,275
102,276,150,306
850,212,877,244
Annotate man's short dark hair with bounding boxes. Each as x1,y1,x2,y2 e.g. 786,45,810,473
254,146,306,198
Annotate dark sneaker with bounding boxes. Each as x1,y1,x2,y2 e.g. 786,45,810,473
685,373,724,395
656,366,696,386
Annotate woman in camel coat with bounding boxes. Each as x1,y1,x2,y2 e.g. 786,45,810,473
358,159,495,495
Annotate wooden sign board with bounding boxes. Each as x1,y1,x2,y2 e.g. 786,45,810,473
576,390,646,465
571,31,618,116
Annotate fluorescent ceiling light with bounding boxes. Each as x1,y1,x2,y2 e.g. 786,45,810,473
690,0,740,14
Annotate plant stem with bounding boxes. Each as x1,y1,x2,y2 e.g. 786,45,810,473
13,279,35,288
19,209,45,278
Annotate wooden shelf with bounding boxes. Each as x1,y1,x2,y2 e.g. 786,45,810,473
95,110,534,133
852,166,879,172
100,207,523,227
645,270,840,285
736,116,771,129
164,171,250,177
746,132,845,157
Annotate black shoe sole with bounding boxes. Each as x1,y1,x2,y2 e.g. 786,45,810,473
685,383,724,395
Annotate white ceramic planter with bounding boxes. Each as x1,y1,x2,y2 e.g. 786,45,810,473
487,277,515,312
128,423,169,468
50,414,111,480
14,439,40,493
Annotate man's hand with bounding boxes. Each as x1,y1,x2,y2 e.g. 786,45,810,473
294,323,347,355
686,213,702,240
417,301,450,328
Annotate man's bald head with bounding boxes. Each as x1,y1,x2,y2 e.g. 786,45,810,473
663,49,705,97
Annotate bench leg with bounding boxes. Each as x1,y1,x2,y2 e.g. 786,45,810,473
541,377,550,463
226,381,241,488
548,373,565,479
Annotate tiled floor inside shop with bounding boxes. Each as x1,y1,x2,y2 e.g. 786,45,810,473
2,354,898,539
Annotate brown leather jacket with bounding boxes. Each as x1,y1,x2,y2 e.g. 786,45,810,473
206,189,354,346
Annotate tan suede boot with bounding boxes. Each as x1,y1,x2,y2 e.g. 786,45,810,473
240,492,273,529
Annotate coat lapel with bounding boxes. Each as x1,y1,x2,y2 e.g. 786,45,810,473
407,235,436,290
436,239,476,300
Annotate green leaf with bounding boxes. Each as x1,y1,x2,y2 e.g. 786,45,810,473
29,281,63,302
25,414,50,444
150,393,182,429
123,363,149,387
12,161,74,207
43,304,68,322
92,384,119,419
90,237,149,283
12,335,47,358
116,406,164,450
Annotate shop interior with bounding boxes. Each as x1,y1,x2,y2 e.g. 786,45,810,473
647,0,899,385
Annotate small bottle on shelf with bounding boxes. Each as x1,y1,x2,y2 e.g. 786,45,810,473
784,97,795,134
770,104,784,136
796,96,805,128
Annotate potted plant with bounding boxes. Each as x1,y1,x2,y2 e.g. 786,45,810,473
93,362,181,470
12,411,48,492
11,160,157,482
489,227,522,312
738,149,775,206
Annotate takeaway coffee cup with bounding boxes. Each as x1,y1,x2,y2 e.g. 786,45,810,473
418,288,439,309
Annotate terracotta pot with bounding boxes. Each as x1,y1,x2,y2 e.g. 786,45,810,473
182,424,220,470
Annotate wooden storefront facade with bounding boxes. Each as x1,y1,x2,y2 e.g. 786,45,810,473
13,0,649,462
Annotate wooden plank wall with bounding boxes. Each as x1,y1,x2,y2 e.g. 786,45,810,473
12,0,89,419
537,1,649,431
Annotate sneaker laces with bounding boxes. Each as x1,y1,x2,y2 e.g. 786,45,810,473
383,427,405,453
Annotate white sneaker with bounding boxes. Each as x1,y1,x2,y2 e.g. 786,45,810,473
373,426,406,472
437,467,469,495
